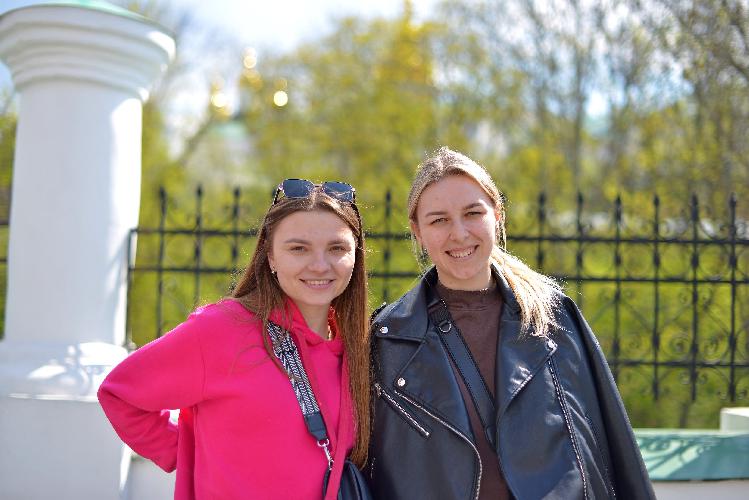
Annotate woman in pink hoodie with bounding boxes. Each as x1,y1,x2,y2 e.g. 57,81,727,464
98,179,371,499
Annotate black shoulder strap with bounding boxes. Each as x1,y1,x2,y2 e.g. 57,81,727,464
427,291,498,448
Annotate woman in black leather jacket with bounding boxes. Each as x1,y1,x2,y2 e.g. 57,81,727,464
368,147,655,499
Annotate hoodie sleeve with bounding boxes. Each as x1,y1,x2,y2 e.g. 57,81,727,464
97,309,207,472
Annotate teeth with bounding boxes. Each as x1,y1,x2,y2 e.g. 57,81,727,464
448,248,474,258
305,280,331,286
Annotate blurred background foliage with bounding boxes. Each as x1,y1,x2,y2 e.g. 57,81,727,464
1,0,748,428
99,0,749,228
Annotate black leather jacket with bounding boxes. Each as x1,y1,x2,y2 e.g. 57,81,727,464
368,266,655,500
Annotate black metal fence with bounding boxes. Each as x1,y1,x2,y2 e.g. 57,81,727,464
126,187,748,415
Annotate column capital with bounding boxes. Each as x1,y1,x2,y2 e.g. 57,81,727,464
0,2,175,101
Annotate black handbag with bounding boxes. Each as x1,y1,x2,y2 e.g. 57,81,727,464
323,459,372,500
268,321,373,500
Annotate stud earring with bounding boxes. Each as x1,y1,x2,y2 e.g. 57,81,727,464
418,246,429,265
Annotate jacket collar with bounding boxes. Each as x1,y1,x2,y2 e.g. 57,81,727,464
375,262,557,423
373,263,523,340
371,268,434,342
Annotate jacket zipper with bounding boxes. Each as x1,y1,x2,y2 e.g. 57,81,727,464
394,389,482,500
584,414,616,499
549,358,589,500
374,382,430,438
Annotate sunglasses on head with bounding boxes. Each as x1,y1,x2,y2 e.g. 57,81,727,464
272,178,356,204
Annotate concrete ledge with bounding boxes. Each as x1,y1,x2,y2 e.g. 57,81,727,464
635,428,749,481
652,480,749,500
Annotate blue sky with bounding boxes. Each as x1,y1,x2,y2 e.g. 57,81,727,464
0,0,437,52
167,0,437,50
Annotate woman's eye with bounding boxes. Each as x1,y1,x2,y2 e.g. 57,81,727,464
430,217,447,225
466,210,483,217
330,245,347,252
289,246,306,252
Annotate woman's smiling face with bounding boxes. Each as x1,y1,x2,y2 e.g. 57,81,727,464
268,209,356,320
412,175,500,290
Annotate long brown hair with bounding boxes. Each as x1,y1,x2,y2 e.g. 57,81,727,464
231,189,370,466
408,146,562,337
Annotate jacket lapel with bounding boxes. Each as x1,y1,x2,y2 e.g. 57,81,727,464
493,268,557,421
374,268,474,439
395,327,475,439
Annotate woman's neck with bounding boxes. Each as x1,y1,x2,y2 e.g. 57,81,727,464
295,303,330,339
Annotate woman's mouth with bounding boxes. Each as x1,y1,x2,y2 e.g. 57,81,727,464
302,279,334,288
447,246,477,259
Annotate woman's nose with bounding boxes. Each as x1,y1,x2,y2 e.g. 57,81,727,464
450,220,469,241
307,251,331,272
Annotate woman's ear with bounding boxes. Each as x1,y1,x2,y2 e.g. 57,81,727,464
410,220,421,246
494,207,502,226
267,252,275,273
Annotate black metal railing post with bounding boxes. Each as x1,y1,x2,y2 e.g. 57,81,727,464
231,187,241,277
689,194,700,401
156,187,167,338
575,191,584,308
382,189,392,303
612,195,623,381
652,194,661,399
537,192,546,271
728,193,738,401
124,227,137,349
193,185,204,307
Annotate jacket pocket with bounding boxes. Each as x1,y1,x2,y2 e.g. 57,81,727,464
374,381,431,438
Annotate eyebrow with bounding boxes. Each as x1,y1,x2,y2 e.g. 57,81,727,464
423,202,484,218
327,238,352,246
281,238,352,245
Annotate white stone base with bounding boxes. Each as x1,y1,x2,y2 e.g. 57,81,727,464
0,340,128,398
720,407,749,432
0,395,130,500
128,454,175,500
0,340,130,499
653,480,749,500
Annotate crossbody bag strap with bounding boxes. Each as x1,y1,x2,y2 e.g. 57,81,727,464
267,321,334,469
426,293,498,448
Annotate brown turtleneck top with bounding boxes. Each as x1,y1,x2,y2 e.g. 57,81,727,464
436,280,511,500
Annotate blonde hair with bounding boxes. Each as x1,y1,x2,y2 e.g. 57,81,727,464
408,147,562,337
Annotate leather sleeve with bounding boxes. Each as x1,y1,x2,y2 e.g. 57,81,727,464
564,297,656,499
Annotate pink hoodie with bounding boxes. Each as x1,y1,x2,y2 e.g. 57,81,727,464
98,299,355,499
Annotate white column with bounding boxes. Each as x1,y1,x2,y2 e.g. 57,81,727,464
0,3,174,499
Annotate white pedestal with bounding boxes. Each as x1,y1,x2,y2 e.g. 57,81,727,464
0,3,174,498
